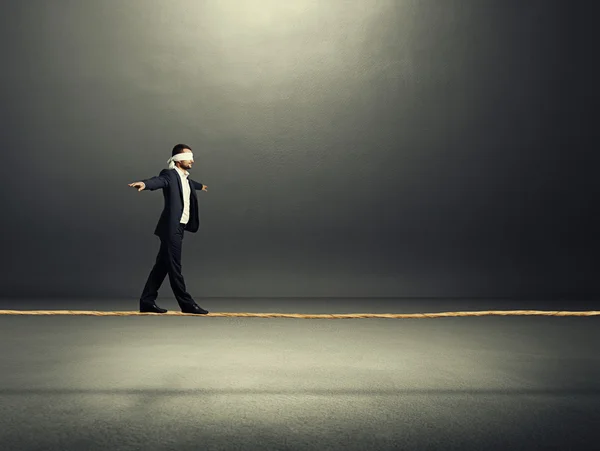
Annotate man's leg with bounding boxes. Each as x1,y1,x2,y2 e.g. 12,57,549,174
165,223,196,309
139,239,169,307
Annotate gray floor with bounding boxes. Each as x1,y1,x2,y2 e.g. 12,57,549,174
0,298,598,450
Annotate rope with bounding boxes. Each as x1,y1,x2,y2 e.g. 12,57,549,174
0,310,599,318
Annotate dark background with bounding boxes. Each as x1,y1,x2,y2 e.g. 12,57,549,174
0,0,597,300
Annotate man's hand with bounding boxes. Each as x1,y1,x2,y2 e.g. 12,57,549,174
202,185,208,192
128,182,146,192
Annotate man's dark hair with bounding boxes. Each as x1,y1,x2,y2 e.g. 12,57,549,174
172,144,192,156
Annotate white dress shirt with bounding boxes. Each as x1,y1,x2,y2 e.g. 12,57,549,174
174,166,191,224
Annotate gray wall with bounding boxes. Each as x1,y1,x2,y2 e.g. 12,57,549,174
0,0,596,299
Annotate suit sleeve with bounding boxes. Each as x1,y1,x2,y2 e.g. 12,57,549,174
141,169,170,191
190,180,204,190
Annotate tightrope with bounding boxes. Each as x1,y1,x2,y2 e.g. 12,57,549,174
0,310,599,318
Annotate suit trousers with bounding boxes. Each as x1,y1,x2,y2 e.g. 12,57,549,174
139,223,196,309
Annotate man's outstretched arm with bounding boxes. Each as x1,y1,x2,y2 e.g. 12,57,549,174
190,180,207,191
128,169,170,192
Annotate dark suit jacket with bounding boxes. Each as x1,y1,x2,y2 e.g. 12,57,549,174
141,168,204,237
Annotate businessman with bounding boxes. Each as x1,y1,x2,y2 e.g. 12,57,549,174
128,144,209,314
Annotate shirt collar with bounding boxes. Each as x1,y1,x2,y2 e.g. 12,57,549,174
174,165,189,178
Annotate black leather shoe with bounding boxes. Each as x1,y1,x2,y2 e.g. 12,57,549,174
181,304,209,315
140,303,168,313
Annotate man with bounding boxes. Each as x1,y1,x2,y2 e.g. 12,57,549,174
128,144,209,315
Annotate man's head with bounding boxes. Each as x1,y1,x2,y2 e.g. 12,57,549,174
172,143,194,171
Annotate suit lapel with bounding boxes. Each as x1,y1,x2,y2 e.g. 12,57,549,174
175,169,183,204
174,169,196,203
